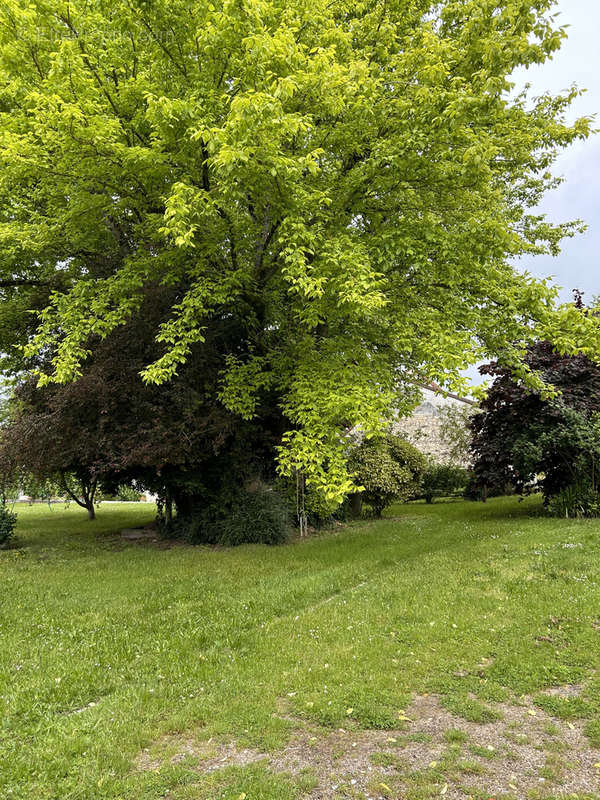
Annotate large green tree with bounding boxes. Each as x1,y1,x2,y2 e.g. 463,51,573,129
0,0,598,500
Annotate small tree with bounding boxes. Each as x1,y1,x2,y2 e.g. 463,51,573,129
58,472,100,520
349,434,425,517
0,408,102,520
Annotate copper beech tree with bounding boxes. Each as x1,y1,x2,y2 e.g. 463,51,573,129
0,291,285,520
470,336,600,507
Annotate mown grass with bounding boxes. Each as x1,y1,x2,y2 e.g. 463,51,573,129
1,496,600,799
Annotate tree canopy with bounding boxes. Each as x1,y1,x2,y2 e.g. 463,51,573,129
0,288,285,519
0,0,599,500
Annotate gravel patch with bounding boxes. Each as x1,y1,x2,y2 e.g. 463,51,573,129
136,692,600,798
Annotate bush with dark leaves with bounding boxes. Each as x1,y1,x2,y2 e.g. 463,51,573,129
167,486,291,546
0,504,17,548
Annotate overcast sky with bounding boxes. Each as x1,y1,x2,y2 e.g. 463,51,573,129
462,1,599,386
514,0,599,301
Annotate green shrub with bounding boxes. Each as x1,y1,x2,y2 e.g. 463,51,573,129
0,504,17,548
349,433,426,517
116,484,142,502
213,488,291,545
170,485,291,546
421,463,470,503
547,482,600,519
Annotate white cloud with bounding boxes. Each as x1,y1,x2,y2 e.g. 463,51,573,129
514,0,600,301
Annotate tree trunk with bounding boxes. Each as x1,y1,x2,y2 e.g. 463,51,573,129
349,492,363,518
60,471,97,520
165,493,173,526
84,478,97,520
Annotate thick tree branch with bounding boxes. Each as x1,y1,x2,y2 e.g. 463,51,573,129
60,471,88,510
0,278,51,289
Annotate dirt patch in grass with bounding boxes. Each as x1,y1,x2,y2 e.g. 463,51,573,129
540,684,583,698
136,693,600,798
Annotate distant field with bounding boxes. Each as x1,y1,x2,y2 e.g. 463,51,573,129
2,497,600,799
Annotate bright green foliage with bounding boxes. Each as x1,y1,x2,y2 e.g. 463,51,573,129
115,484,143,502
20,476,63,505
349,433,426,515
0,0,598,499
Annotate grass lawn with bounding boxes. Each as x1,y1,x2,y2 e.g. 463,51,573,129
2,497,600,800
